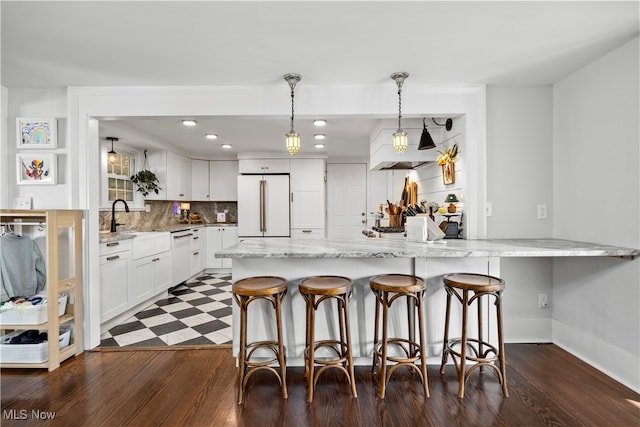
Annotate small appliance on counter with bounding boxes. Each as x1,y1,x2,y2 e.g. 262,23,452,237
406,215,445,242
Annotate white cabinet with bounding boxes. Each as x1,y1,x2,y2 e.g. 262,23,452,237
190,227,205,275
142,150,191,201
290,159,326,233
239,158,290,174
209,160,239,201
99,240,131,322
191,159,210,201
166,151,192,200
207,226,238,269
129,232,172,302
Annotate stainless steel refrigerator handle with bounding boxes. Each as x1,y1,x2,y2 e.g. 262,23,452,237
259,179,266,232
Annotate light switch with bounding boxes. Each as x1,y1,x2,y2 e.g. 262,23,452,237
537,204,548,219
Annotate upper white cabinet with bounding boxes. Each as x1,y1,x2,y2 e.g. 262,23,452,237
210,160,239,201
191,159,210,201
166,151,192,201
290,159,326,232
143,150,191,201
239,158,290,174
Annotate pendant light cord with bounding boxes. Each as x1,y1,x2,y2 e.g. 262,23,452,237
397,85,403,130
143,149,149,170
290,83,295,132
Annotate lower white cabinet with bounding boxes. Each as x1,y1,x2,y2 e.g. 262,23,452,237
207,226,238,269
190,227,206,275
290,228,325,239
100,240,131,322
129,251,172,305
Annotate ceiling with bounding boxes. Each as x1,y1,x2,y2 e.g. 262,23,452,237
3,1,638,158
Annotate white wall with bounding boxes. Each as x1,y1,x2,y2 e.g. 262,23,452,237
552,36,640,391
2,88,69,209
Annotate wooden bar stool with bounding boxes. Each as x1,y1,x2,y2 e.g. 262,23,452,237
370,274,429,399
232,276,288,404
299,275,357,402
439,273,508,398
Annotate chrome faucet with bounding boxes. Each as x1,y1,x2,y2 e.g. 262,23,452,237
110,199,130,232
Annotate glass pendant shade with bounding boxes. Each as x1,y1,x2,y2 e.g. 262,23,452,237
106,137,118,164
392,130,408,153
285,132,301,155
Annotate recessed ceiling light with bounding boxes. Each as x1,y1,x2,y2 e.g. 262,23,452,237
314,143,325,149
182,119,197,126
314,134,326,140
221,144,232,149
205,134,218,140
313,119,327,127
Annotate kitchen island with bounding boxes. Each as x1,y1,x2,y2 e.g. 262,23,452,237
216,237,639,366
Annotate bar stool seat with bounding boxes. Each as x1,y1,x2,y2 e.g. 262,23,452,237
439,273,508,398
232,276,288,404
370,274,429,399
299,275,357,402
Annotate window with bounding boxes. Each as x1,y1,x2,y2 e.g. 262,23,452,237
107,152,134,202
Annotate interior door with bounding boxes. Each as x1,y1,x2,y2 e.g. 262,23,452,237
263,174,290,237
327,163,367,239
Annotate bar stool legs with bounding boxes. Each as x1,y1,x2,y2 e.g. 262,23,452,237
370,274,429,399
300,276,357,402
233,276,288,404
439,273,508,398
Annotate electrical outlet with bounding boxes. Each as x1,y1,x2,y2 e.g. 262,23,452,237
538,293,549,308
13,197,32,209
485,201,493,217
537,204,548,219
145,204,151,212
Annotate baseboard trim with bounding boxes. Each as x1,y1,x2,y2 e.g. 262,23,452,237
552,319,639,393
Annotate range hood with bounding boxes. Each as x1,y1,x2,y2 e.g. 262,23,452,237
370,120,442,171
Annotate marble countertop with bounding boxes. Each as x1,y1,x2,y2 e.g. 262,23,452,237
215,237,640,259
99,223,238,243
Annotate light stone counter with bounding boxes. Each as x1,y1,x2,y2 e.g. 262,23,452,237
217,237,639,367
216,237,640,259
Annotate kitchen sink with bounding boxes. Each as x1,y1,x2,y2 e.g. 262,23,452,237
129,231,171,259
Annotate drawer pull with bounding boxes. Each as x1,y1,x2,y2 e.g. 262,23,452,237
193,236,199,240
193,251,199,256
152,258,160,262
106,255,120,261
173,233,193,239
302,230,312,233
106,242,120,247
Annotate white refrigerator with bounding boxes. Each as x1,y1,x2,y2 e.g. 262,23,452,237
237,174,290,237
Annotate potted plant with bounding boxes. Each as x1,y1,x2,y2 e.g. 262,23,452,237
130,150,161,197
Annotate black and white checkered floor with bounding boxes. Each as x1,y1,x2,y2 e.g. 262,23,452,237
100,273,232,347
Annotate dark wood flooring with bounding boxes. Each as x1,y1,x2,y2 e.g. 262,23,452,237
1,344,638,426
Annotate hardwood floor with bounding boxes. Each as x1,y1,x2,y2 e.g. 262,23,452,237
1,344,638,426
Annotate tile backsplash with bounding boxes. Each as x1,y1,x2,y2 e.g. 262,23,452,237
99,200,237,231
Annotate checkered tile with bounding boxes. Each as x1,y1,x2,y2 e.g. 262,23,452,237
100,273,233,347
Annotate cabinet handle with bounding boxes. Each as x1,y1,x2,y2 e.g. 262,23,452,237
173,233,193,239
193,229,199,233
106,242,119,247
193,236,199,240
302,229,312,233
106,255,120,261
291,193,294,203
152,258,160,262
193,251,199,256
179,193,185,197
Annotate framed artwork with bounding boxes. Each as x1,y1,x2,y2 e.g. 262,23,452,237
16,118,57,149
16,153,57,185
442,162,455,185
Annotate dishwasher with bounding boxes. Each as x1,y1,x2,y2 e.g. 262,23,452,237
170,229,193,285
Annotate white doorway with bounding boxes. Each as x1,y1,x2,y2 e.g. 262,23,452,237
327,163,367,239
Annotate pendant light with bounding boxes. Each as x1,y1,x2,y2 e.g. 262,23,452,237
391,72,409,153
418,118,436,150
284,73,301,156
106,137,118,164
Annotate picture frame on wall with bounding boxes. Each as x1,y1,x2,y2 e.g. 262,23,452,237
16,153,57,185
442,162,455,185
16,117,57,149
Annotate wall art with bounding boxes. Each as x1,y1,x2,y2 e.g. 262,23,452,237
16,153,57,185
16,117,57,149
